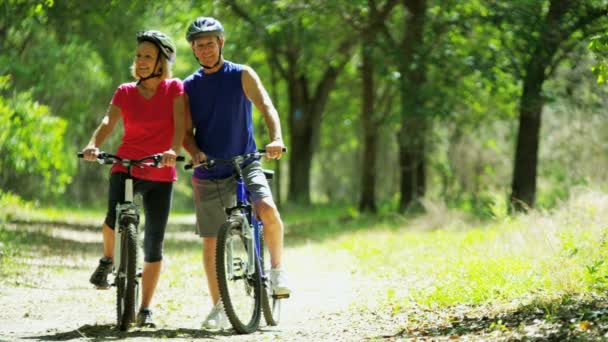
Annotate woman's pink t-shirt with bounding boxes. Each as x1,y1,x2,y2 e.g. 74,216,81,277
110,78,183,182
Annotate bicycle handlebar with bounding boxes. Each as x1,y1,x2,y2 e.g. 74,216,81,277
184,148,287,171
77,151,185,167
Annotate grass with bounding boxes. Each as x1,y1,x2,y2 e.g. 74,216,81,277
323,190,608,317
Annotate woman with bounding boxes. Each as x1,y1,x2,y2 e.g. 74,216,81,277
81,30,184,328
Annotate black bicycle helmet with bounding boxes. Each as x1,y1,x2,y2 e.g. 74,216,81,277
136,30,176,63
186,17,224,42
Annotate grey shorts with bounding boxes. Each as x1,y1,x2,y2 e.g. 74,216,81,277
192,160,272,237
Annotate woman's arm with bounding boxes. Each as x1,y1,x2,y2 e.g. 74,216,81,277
82,104,121,161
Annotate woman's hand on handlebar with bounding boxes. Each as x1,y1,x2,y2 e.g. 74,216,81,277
81,145,99,162
161,149,178,167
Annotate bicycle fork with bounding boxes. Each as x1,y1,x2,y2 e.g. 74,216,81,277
113,178,140,277
227,215,257,278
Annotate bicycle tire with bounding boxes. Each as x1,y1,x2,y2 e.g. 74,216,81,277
117,223,138,331
216,219,261,334
259,228,281,326
116,230,127,329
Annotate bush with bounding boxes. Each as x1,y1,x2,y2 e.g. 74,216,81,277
0,75,74,200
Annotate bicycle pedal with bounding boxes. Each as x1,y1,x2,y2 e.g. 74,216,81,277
273,293,290,299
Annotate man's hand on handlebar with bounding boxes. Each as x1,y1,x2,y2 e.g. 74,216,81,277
188,150,208,167
265,139,285,160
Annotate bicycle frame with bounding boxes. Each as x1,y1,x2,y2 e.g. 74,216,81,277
222,157,260,278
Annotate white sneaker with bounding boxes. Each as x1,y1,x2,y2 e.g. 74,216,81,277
202,302,231,330
270,268,291,296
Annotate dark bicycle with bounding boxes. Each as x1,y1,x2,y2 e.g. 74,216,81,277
185,149,288,334
78,151,184,331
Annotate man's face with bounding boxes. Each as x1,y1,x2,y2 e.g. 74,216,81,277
192,35,223,66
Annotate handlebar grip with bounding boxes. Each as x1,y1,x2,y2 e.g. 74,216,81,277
258,148,288,153
77,152,84,158
184,164,193,170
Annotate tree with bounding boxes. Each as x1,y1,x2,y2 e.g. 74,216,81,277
226,0,357,204
339,0,399,212
379,0,429,211
507,0,608,211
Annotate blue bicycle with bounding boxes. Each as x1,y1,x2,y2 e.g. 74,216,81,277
185,149,288,334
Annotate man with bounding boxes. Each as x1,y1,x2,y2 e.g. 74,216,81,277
182,17,291,330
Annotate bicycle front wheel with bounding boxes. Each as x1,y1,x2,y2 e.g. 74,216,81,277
116,223,138,331
216,220,262,334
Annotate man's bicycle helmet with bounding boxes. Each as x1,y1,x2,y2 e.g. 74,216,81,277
186,17,224,42
136,30,176,63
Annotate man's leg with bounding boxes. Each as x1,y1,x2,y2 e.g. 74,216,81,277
203,237,220,305
255,197,284,268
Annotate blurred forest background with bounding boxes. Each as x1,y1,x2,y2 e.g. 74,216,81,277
2,0,608,216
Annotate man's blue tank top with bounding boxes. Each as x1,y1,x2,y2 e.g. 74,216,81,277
184,61,257,179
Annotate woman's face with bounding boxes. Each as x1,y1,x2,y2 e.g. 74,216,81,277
135,41,160,78
192,35,223,66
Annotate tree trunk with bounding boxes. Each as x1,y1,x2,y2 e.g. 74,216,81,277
284,46,352,204
359,37,378,213
399,115,427,211
510,0,570,211
398,0,428,212
287,74,314,204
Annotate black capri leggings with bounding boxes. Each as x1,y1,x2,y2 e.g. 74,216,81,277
104,172,173,263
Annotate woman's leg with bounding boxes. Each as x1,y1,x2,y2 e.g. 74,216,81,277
139,180,173,310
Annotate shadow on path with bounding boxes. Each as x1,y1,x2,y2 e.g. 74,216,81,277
25,323,230,341
380,295,608,341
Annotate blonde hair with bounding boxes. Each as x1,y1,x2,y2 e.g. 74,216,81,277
130,44,173,81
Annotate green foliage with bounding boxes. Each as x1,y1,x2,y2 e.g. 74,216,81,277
0,0,606,211
0,76,73,200
589,33,608,83
0,192,33,222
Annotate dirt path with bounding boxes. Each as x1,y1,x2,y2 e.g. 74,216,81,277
0,221,406,341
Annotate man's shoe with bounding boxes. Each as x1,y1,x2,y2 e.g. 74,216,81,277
202,302,231,330
136,308,156,328
89,256,113,289
270,268,291,296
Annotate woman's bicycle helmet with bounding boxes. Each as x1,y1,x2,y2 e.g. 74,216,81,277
186,17,224,42
136,30,176,63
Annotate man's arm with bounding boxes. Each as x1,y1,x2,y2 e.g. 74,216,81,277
242,65,284,159
182,93,207,164
160,94,186,167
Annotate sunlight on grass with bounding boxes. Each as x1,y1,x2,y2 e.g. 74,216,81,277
328,190,608,313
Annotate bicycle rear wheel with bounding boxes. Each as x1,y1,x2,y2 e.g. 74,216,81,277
259,229,281,326
216,220,261,334
116,223,138,331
